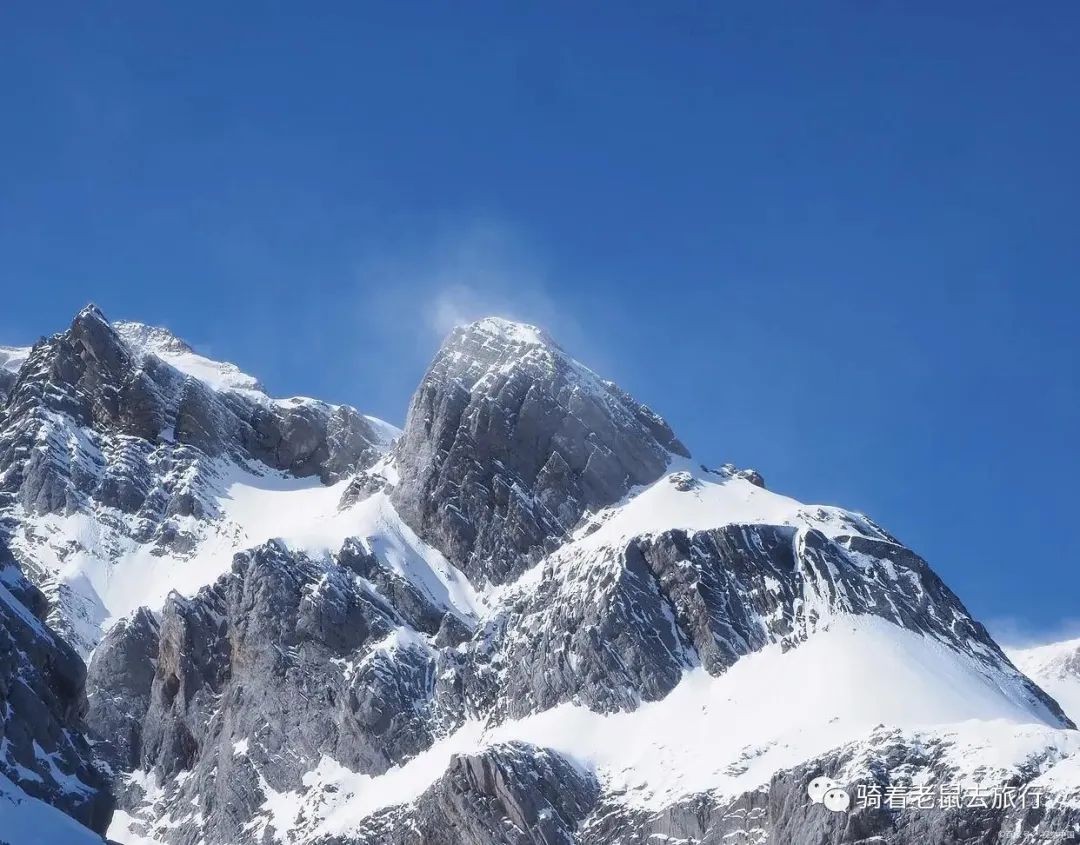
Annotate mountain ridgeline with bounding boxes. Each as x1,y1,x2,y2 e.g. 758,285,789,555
0,306,1076,845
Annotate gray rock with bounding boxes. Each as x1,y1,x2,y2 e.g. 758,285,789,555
337,538,451,636
349,731,1080,845
392,317,688,586
718,463,766,489
455,520,1068,726
579,787,769,844
757,730,1079,845
85,607,161,769
9,309,1077,845
0,303,385,513
735,468,765,488
332,742,600,845
337,469,392,510
111,539,466,845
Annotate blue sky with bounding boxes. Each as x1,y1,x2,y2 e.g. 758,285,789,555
1,3,1077,642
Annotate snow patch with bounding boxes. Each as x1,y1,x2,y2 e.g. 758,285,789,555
115,320,265,395
0,772,103,845
570,460,884,555
11,454,478,654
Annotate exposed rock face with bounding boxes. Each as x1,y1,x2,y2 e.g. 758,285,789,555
85,607,161,769
0,305,384,503
335,743,600,845
759,730,1080,845
392,317,689,586
577,787,770,844
106,539,470,845
456,518,1067,723
326,729,1080,845
719,462,766,489
0,537,112,834
98,502,1075,843
0,305,389,654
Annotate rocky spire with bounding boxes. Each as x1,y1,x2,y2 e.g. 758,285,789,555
392,317,689,586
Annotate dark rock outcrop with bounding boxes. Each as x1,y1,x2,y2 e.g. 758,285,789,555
0,305,385,512
343,732,1080,845
0,537,112,834
335,743,600,845
8,310,1077,845
85,607,161,769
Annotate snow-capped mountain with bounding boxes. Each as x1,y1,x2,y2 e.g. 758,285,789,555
0,305,394,655
1012,639,1080,725
1,306,1078,845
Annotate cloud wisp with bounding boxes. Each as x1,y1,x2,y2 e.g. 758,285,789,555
346,217,604,416
988,615,1080,650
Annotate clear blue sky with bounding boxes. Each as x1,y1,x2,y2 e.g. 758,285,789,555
1,3,1077,642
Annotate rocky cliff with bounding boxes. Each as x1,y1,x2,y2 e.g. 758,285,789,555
0,536,112,835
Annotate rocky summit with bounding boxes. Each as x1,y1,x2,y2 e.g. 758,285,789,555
0,306,1078,845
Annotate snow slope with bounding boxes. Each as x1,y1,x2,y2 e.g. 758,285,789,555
570,459,888,553
3,317,406,653
13,446,887,659
11,457,479,649
103,458,1080,843
7,312,1074,845
206,615,1079,844
114,321,265,395
0,772,104,845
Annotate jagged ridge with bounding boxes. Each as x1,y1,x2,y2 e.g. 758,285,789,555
0,305,394,654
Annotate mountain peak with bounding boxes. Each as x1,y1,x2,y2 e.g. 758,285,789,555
114,321,196,358
113,319,264,394
454,316,559,350
6,304,1080,845
392,317,689,586
73,302,108,326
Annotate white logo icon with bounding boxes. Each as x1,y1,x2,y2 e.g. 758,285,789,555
823,787,851,812
807,776,850,812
